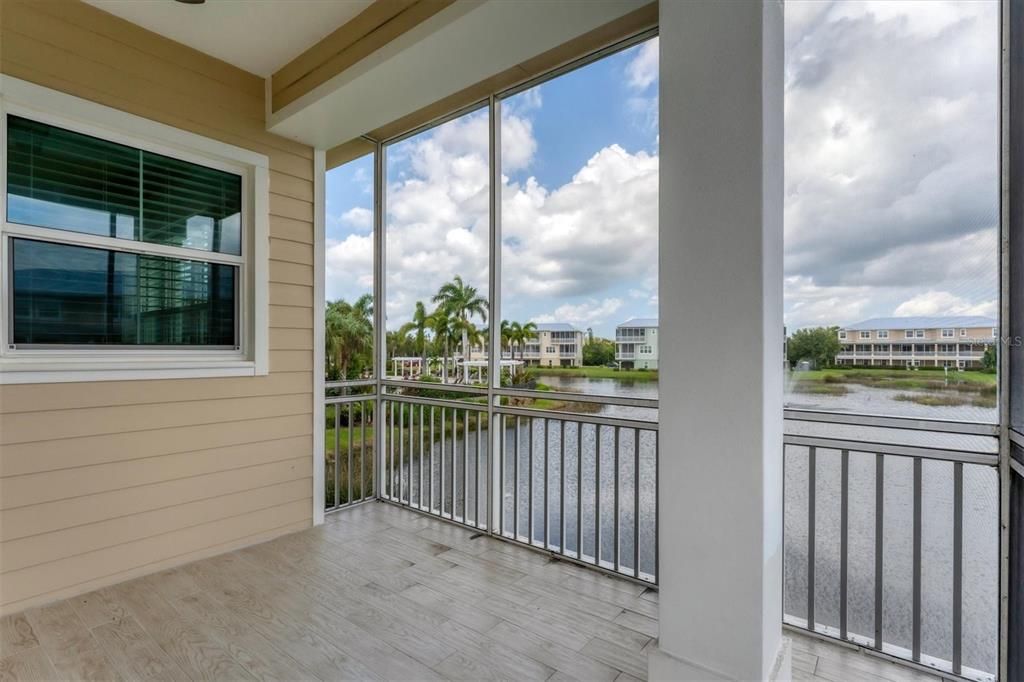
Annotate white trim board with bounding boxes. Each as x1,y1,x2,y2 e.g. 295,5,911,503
313,148,326,525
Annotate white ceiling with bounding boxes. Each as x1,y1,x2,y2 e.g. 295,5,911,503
268,0,649,149
84,0,373,77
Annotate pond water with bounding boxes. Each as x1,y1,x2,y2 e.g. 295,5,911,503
784,379,998,424
379,372,999,677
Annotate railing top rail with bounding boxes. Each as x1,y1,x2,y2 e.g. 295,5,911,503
496,387,658,409
784,433,998,466
784,408,999,437
383,392,488,412
382,379,487,395
325,378,376,389
496,404,658,431
325,394,377,405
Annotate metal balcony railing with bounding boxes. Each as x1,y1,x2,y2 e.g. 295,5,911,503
371,384,660,584
323,381,379,511
783,410,999,682
323,380,1000,681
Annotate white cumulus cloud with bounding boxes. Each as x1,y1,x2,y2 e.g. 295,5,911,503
894,291,997,318
534,298,624,329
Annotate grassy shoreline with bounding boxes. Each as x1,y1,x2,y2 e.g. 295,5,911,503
533,366,658,381
789,367,996,407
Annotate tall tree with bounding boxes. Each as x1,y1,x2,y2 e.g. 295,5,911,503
787,326,841,369
430,306,456,383
513,321,538,361
433,275,488,382
500,320,513,356
399,300,433,374
583,338,616,366
324,294,373,380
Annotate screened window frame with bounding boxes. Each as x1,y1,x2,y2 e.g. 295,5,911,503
0,79,270,382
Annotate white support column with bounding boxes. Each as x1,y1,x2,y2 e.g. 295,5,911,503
652,1,788,681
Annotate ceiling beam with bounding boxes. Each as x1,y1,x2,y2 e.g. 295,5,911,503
271,0,455,114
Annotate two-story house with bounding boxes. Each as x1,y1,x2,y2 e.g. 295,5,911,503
615,318,658,369
520,323,584,367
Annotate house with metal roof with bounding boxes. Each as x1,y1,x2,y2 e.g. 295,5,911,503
835,316,997,368
616,317,659,369
521,322,585,367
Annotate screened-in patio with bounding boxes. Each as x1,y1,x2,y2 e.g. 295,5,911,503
0,1,1022,682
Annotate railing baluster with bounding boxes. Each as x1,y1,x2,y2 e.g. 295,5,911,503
595,424,602,566
477,410,483,527
463,408,469,523
953,461,963,676
912,457,922,662
361,401,368,501
560,420,566,555
544,417,550,550
419,404,424,509
347,402,353,506
431,405,437,513
333,405,340,509
500,414,505,535
614,425,620,573
441,407,446,516
577,422,583,560
528,417,534,544
875,452,884,651
454,405,458,518
840,448,848,640
514,416,520,540
807,445,816,632
388,401,395,499
634,428,640,578
399,401,404,504
405,403,409,503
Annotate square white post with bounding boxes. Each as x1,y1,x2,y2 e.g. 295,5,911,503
651,1,788,680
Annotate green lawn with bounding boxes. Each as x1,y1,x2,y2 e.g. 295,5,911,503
325,423,376,453
533,366,658,381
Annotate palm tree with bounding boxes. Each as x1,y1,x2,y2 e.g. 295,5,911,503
430,306,456,383
398,301,432,375
510,321,537,361
499,320,513,356
433,275,488,382
325,294,373,379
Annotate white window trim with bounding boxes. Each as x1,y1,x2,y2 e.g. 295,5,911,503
0,76,269,384
942,328,954,338
878,330,889,339
905,330,914,339
960,328,968,337
859,330,870,339
838,330,847,339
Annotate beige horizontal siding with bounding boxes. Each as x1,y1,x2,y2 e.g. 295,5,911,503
0,394,311,446
269,239,315,266
1,501,311,612
2,479,312,572
0,0,315,615
1,437,312,510
1,457,312,540
0,415,311,478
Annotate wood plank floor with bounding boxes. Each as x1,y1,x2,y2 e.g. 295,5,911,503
1,502,948,681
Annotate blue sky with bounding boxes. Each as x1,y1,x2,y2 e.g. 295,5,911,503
325,38,659,339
